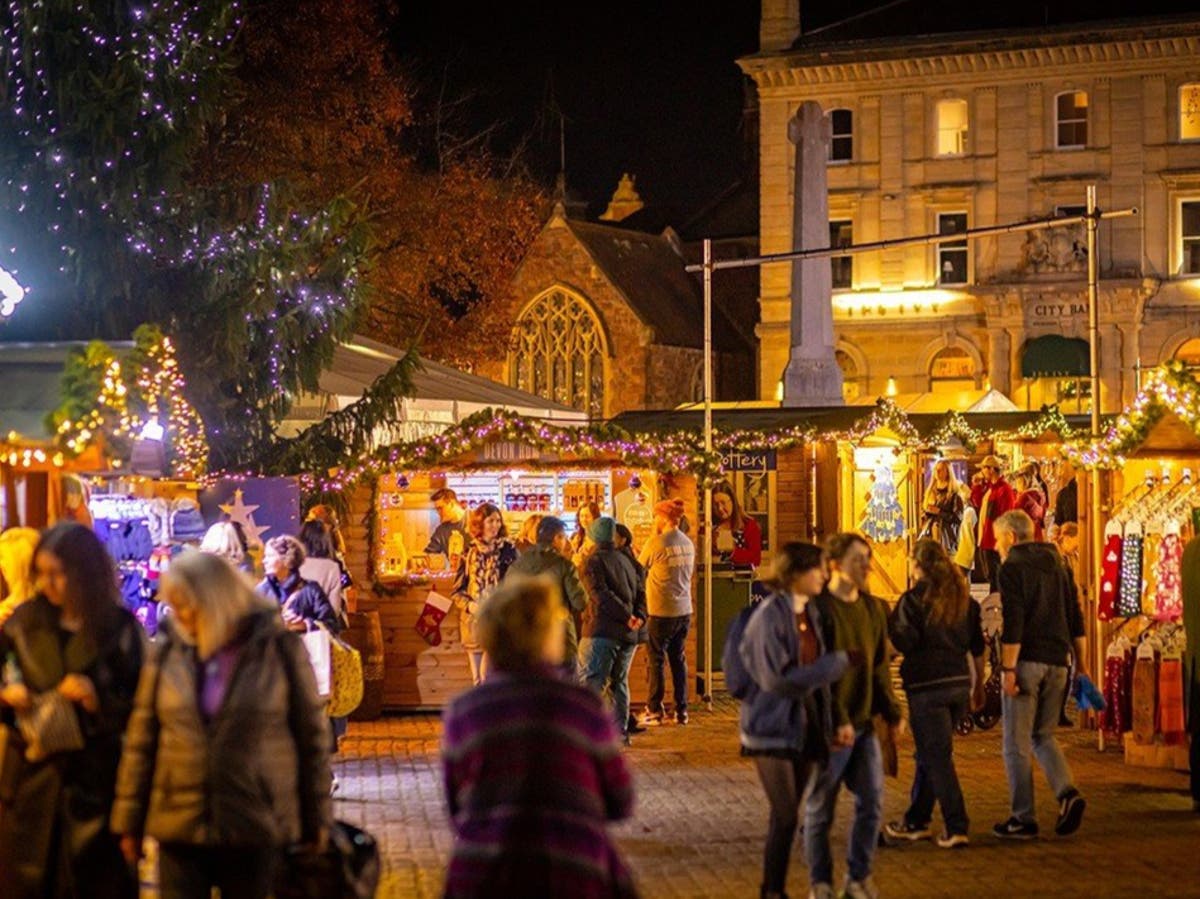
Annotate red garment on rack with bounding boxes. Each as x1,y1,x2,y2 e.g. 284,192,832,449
1153,534,1184,621
1158,657,1186,744
1101,653,1130,739
1099,533,1122,621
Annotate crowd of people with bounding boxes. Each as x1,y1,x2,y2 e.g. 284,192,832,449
0,508,353,899
0,466,1105,899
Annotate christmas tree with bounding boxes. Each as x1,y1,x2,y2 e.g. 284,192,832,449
0,1,410,472
862,462,906,542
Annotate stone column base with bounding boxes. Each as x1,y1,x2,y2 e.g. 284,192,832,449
782,351,844,407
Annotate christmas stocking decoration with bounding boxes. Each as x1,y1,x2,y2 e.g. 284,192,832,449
415,591,453,646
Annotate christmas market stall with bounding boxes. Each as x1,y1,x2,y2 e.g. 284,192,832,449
1066,363,1200,770
330,410,713,711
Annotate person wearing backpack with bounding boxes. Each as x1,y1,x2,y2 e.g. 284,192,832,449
734,542,852,899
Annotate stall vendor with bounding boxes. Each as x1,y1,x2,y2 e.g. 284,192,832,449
426,488,469,567
711,481,762,568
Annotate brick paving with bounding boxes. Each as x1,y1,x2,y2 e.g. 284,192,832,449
334,698,1198,899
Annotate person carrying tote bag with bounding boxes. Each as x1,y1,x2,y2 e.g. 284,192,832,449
0,523,144,899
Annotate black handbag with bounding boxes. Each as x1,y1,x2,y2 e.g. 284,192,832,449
274,820,380,899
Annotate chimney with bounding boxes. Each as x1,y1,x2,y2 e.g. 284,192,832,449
760,0,800,52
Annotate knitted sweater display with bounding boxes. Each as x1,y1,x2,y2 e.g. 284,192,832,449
1098,533,1122,621
1153,533,1184,621
1115,532,1144,618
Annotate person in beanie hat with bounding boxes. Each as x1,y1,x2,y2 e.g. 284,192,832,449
970,455,1015,590
638,498,696,726
579,517,647,744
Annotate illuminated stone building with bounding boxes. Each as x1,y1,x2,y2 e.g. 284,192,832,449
742,4,1200,411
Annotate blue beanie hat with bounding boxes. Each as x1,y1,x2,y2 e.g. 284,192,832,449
588,516,616,544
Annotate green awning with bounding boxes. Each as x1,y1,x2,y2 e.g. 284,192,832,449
1021,335,1089,378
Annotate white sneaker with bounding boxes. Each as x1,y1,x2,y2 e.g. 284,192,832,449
808,884,836,899
842,876,880,899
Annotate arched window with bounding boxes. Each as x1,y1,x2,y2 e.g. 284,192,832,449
510,289,607,416
929,345,976,393
836,349,862,401
1175,337,1200,372
1055,91,1088,149
935,98,969,156
1181,83,1200,141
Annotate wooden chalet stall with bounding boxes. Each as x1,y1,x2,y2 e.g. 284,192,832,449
339,412,704,712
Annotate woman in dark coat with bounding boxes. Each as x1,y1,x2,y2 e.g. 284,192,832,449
112,550,331,899
255,535,341,634
0,523,144,899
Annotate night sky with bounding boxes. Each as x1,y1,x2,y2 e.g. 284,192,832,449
393,1,1200,223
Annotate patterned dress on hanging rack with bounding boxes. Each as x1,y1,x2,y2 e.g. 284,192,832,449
1153,532,1184,621
1101,649,1131,739
1141,531,1161,618
1116,525,1145,618
1098,526,1123,621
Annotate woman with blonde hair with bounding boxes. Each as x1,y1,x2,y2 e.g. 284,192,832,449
112,550,331,899
0,526,39,627
199,520,248,569
885,538,985,848
921,460,965,556
442,574,637,898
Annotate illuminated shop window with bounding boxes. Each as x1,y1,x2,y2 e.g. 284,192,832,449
929,345,975,392
511,289,606,416
1181,84,1200,141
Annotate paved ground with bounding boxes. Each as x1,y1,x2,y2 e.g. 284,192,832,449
334,698,1198,899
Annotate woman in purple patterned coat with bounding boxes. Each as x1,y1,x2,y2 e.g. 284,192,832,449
441,574,639,899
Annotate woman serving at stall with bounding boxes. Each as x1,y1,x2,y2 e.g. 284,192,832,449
712,482,762,568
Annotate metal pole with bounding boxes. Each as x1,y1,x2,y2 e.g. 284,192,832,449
702,238,714,710
685,208,1138,273
1086,185,1105,751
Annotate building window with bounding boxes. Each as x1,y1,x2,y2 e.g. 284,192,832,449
1181,84,1200,141
835,349,862,401
830,219,853,289
1055,205,1086,219
937,212,969,285
1055,91,1088,149
1183,201,1200,275
935,99,969,156
1175,337,1200,371
829,108,852,163
929,345,975,392
510,289,606,416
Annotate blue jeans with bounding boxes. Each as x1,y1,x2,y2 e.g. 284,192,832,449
804,728,883,885
580,637,637,735
904,685,970,835
1002,661,1076,823
647,615,690,714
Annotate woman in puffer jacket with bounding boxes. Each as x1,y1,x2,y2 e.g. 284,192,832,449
111,551,331,899
737,542,851,899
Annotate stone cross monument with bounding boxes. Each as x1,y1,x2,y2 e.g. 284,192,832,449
782,100,844,407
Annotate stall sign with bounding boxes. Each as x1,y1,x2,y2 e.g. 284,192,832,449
721,450,776,473
479,441,551,463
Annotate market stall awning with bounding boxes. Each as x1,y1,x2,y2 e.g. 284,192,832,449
1021,335,1089,378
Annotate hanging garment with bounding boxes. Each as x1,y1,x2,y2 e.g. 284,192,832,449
1158,656,1186,744
1116,528,1145,618
1141,533,1161,618
1101,652,1130,739
1153,533,1184,621
1131,652,1159,745
1098,531,1123,621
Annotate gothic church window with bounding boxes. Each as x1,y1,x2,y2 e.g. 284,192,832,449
829,109,853,163
1055,91,1088,149
935,99,969,156
510,290,606,416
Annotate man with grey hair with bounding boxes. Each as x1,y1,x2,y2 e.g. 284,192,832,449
506,516,588,673
991,509,1089,840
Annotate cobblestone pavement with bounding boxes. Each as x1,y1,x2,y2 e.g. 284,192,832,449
334,698,1198,899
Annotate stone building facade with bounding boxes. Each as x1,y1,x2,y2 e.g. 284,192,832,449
474,200,754,418
741,7,1200,412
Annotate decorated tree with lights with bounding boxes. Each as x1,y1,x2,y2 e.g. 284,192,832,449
861,462,906,542
0,0,401,471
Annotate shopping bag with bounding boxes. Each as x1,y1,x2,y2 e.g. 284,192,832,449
17,689,84,762
326,630,363,718
301,627,333,697
274,819,380,899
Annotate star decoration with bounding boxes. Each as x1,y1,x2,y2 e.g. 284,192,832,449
220,488,270,546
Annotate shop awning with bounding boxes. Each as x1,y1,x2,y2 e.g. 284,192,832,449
1021,335,1089,378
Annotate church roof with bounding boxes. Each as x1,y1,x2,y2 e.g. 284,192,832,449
564,218,749,354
